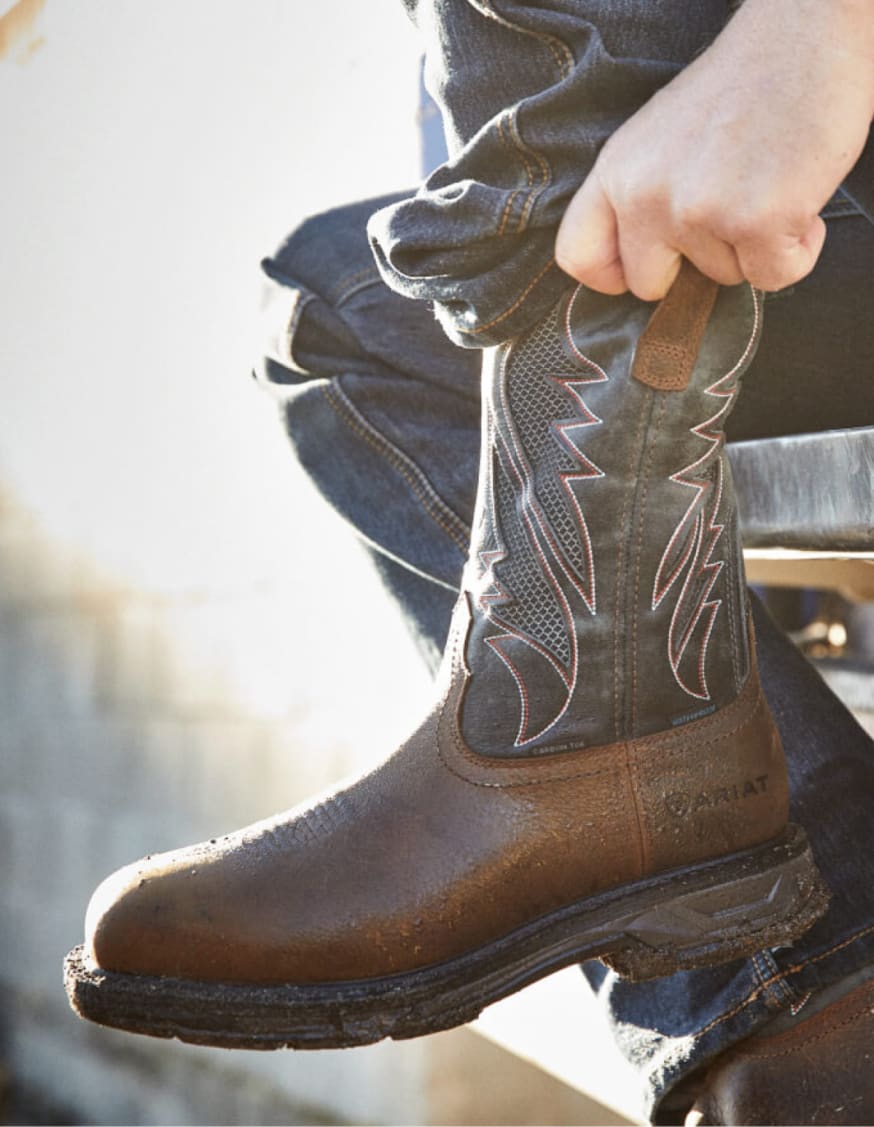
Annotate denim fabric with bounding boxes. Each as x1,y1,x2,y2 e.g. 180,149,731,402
257,194,480,669
584,596,874,1119
256,200,874,1117
369,0,874,347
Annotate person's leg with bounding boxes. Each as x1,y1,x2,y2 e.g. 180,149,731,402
255,194,874,660
255,191,479,668
369,3,874,1112
577,214,874,1121
67,196,830,1049
260,198,874,1122
370,0,871,349
64,3,872,1109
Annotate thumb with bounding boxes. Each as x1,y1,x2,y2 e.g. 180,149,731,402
556,172,628,295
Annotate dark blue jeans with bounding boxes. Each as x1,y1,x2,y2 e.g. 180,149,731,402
368,0,874,348
256,200,874,1118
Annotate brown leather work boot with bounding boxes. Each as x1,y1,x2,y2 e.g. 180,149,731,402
64,264,828,1050
685,974,874,1125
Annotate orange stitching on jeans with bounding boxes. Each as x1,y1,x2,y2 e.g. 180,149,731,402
496,114,527,238
507,111,550,234
777,923,874,982
451,0,574,333
695,921,874,1039
751,951,794,1007
750,951,797,1009
496,106,552,240
472,0,574,79
323,384,470,553
468,0,568,237
469,259,559,335
512,117,540,194
330,266,380,305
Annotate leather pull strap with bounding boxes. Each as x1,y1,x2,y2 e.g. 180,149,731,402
631,259,720,391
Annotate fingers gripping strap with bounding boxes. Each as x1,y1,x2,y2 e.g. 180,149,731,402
632,260,720,392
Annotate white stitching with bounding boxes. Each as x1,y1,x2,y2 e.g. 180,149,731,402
652,286,763,701
474,297,608,746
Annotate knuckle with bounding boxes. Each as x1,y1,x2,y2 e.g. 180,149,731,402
740,249,803,291
675,198,721,233
718,211,770,246
554,245,592,282
626,262,677,302
706,261,745,287
744,260,806,293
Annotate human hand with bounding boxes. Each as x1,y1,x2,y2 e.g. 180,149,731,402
0,0,47,64
555,0,874,300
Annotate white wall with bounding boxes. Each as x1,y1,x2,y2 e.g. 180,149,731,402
0,3,440,1122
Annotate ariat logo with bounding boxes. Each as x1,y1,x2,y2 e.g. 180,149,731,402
665,775,769,818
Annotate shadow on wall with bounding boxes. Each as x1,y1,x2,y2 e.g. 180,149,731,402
0,482,621,1117
0,481,622,1126
0,482,432,1125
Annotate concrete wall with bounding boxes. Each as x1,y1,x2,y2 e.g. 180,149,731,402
0,481,624,1124
0,483,415,1125
0,5,632,1122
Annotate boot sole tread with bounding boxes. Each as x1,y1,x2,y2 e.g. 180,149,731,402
63,823,829,1050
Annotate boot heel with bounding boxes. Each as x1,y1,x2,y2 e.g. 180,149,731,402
603,824,829,981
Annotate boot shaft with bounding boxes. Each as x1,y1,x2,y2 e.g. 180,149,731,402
461,275,765,756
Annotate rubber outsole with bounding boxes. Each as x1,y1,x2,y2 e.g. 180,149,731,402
64,823,829,1050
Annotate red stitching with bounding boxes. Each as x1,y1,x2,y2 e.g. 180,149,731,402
485,634,532,746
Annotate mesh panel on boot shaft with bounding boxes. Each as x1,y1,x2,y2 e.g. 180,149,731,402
461,283,763,757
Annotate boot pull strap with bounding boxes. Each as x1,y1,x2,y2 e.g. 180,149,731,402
631,258,720,391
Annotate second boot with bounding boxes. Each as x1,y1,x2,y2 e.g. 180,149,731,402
65,264,828,1050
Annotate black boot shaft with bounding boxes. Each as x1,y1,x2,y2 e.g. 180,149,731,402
461,279,765,756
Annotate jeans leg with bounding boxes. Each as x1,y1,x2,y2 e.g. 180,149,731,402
574,217,874,1120
371,1,730,346
371,1,874,347
255,194,479,667
583,592,874,1122
258,197,874,1120
726,217,874,441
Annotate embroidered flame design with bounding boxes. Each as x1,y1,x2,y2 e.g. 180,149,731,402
652,289,762,700
477,290,606,746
